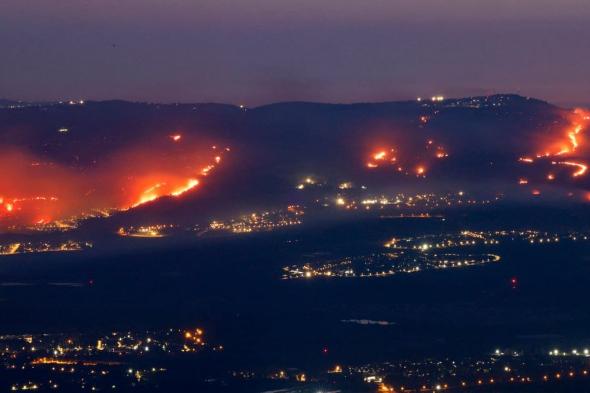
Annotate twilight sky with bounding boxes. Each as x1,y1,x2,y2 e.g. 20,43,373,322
1,0,589,106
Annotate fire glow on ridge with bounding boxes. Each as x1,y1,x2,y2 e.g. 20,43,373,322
0,134,230,228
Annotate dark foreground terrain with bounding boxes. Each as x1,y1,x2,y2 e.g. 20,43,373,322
2,206,590,392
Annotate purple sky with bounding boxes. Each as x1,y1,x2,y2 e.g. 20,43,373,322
1,0,589,106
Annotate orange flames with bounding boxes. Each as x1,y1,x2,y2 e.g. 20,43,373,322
110,143,228,211
0,135,229,228
367,148,397,168
131,178,201,208
365,139,446,176
518,108,590,181
554,161,588,177
373,151,386,160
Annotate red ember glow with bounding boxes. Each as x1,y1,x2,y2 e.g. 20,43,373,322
519,108,590,179
365,139,446,175
0,135,229,228
556,161,587,177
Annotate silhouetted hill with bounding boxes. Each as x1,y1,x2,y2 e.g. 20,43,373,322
1,94,586,227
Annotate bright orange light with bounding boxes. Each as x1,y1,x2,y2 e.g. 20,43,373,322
127,146,228,209
132,183,165,208
373,151,387,160
364,141,448,178
530,109,588,161
0,142,230,227
551,123,582,155
558,161,588,177
532,189,541,196
171,179,199,197
130,157,220,208
378,383,394,392
568,126,581,150
201,165,214,175
518,178,528,185
518,109,589,182
171,134,182,142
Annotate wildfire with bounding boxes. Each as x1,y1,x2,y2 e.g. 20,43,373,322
435,148,448,159
568,125,581,151
518,108,590,180
132,183,166,207
555,161,588,177
201,165,214,175
1,196,59,225
373,151,387,160
365,140,445,175
367,148,397,168
171,179,199,197
1,136,230,227
128,146,227,209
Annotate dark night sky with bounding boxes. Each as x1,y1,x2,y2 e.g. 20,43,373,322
1,0,589,106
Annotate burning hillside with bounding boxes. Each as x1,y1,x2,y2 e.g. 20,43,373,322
0,134,228,229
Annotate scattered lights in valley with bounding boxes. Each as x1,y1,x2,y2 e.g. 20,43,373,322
340,347,590,393
217,342,590,392
0,240,91,256
208,205,304,234
114,206,304,240
283,229,590,281
324,189,499,211
0,327,221,392
117,224,174,238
